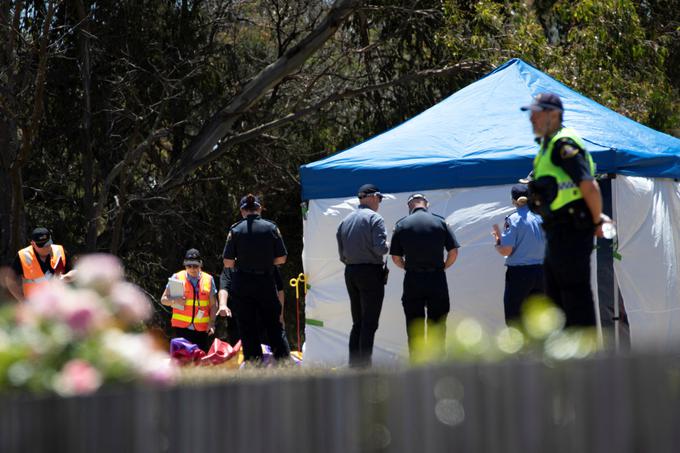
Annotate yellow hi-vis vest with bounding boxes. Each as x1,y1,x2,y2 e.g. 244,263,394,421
533,127,596,212
18,244,66,298
171,270,212,331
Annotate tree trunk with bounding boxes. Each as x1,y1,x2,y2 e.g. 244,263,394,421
74,0,97,251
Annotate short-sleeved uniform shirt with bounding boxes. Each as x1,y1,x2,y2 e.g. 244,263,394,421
500,205,545,266
336,205,388,265
389,207,460,270
223,215,287,271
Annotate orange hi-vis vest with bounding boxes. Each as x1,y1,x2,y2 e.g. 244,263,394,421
18,244,66,298
171,270,212,331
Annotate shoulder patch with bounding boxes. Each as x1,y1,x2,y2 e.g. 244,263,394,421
226,231,233,242
504,216,510,231
560,144,579,159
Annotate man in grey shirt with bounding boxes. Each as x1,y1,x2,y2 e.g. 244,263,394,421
337,183,388,367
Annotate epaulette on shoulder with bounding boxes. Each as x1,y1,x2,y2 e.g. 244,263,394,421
229,219,245,230
433,213,447,221
395,216,407,226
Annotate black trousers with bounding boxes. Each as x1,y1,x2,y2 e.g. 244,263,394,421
231,271,291,361
402,270,450,357
544,225,596,327
345,264,385,367
503,264,544,324
173,327,212,353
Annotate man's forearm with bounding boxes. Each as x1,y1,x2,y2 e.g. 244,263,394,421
444,249,458,269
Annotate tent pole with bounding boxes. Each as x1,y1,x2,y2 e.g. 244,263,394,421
612,176,620,352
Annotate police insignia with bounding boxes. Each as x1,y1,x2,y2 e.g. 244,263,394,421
226,231,232,241
504,218,510,231
560,144,579,159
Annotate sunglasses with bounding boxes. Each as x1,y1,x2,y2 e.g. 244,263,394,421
361,192,384,202
185,264,200,269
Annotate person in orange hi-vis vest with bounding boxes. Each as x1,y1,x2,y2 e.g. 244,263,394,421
8,227,76,301
160,248,218,352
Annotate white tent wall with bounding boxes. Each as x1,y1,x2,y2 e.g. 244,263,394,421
613,176,680,349
302,184,604,366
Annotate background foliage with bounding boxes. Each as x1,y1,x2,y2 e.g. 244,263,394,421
1,0,678,347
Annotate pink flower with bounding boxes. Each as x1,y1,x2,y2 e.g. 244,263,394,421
109,282,152,324
23,280,70,322
75,254,124,294
62,289,108,335
53,359,103,396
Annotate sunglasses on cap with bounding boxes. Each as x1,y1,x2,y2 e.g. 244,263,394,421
360,192,384,201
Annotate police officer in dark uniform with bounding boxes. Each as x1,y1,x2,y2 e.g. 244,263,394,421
492,184,545,325
521,92,608,327
223,194,291,362
389,194,460,357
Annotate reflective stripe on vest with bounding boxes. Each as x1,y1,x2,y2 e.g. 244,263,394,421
533,127,595,211
170,270,212,331
18,244,66,298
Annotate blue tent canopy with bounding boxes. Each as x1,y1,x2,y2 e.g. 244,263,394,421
300,58,680,200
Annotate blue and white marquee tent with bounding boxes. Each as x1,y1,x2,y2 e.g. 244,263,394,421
300,59,680,365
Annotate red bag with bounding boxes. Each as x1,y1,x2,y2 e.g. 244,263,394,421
201,338,242,365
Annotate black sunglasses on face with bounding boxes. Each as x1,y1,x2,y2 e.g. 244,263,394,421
185,264,200,269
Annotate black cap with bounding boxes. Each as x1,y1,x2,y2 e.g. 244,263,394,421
239,194,261,210
511,184,529,200
357,184,382,198
407,193,428,204
31,227,52,247
521,92,563,112
183,248,202,266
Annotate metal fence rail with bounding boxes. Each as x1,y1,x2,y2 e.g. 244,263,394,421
2,354,679,453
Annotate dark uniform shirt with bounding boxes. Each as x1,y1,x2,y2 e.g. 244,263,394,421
222,214,287,272
389,207,460,270
336,205,388,265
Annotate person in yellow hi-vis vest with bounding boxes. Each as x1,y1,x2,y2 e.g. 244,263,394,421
160,248,217,352
8,227,76,301
521,93,610,327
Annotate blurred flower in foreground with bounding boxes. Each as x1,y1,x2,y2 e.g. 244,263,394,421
521,296,565,340
0,253,175,396
53,359,102,396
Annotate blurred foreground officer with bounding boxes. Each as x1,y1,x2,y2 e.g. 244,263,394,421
8,227,76,300
223,194,291,363
522,92,606,327
337,184,388,367
390,194,459,358
160,249,217,352
492,184,545,325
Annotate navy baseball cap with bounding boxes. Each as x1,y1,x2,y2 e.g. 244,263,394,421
31,227,53,247
521,92,563,112
407,193,428,204
511,184,529,200
239,194,261,210
183,248,202,266
358,184,383,199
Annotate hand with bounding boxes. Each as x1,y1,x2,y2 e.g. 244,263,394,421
217,305,231,317
491,224,501,243
594,214,612,238
208,325,215,336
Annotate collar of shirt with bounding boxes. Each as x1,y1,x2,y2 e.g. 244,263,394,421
410,207,428,214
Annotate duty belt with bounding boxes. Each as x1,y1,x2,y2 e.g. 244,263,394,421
236,268,270,275
406,267,442,273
